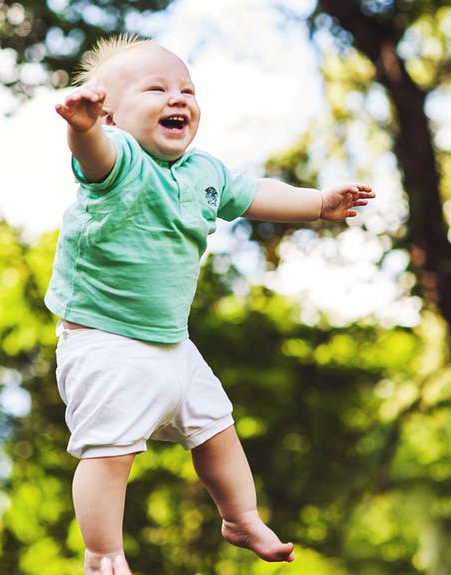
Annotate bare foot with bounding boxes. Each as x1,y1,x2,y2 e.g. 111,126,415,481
221,511,295,562
100,555,133,575
85,550,132,575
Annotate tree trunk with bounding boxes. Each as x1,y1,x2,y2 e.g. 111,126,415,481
316,0,451,336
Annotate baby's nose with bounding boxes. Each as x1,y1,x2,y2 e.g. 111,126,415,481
167,93,187,106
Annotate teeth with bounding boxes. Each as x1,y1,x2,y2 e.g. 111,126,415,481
160,115,187,129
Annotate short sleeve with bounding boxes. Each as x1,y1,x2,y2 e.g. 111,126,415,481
71,127,140,195
216,163,257,222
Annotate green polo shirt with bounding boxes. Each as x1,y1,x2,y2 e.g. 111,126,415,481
45,126,257,343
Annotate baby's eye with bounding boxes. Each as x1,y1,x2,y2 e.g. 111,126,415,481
147,86,164,92
182,88,195,96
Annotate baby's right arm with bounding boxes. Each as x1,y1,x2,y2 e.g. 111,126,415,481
56,86,116,182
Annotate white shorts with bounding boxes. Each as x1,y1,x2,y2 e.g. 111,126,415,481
55,325,234,458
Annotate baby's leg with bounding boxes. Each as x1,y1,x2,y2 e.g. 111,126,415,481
72,454,135,575
191,426,294,562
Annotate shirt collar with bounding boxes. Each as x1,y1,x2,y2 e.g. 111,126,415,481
152,149,195,169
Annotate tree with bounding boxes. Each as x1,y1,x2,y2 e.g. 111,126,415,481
307,1,451,336
3,2,451,574
0,0,171,101
1,229,434,575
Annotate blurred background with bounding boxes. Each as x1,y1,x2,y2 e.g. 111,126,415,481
1,1,451,574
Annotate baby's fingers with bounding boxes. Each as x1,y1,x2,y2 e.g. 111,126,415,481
359,191,376,199
55,87,105,116
351,183,372,192
352,199,370,207
350,184,375,198
65,86,106,106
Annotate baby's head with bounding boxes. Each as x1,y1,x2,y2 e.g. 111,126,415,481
76,35,201,162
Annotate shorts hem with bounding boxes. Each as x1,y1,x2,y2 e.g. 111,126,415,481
182,414,234,450
69,439,147,459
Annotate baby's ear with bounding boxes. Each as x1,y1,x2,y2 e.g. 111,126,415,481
101,108,116,126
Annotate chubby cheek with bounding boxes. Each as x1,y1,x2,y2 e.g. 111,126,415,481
193,105,201,129
112,103,149,131
119,117,154,141
189,113,201,141
109,111,129,131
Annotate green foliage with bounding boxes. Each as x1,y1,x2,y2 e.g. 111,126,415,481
3,1,451,574
0,0,172,100
1,223,451,575
0,224,450,575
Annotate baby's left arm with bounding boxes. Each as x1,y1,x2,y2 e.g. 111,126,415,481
244,178,374,222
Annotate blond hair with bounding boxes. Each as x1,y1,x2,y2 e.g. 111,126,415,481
73,34,156,85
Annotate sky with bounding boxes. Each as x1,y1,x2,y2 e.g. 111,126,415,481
0,0,321,236
0,0,421,328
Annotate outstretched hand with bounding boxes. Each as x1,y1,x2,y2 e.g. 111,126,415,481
55,86,106,132
320,184,375,221
100,555,132,575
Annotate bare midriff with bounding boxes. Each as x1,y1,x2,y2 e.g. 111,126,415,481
61,320,92,330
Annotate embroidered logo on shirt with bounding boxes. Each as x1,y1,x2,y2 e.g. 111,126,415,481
205,186,218,207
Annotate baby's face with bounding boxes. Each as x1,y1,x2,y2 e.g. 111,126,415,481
100,45,200,162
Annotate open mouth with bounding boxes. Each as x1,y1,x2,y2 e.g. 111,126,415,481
159,115,188,130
